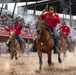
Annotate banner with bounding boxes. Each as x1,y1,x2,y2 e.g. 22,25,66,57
0,29,35,39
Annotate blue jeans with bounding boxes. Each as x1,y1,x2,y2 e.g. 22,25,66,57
53,28,59,47
16,35,25,49
47,26,59,47
66,36,71,45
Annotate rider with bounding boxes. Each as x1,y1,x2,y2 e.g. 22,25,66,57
59,21,72,52
4,20,25,52
39,6,60,54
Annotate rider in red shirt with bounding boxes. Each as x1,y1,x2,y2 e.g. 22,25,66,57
59,21,72,52
39,6,60,54
60,22,70,35
4,20,25,52
4,22,23,35
39,9,60,28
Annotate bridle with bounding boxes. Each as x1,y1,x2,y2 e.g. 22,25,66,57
36,24,52,46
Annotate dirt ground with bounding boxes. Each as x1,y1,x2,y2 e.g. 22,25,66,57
0,51,76,75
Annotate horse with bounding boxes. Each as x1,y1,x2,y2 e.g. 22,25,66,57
57,29,76,59
9,30,26,60
35,18,62,71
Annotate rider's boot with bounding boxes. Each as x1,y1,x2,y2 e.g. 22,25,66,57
21,44,25,53
53,46,60,54
68,45,73,52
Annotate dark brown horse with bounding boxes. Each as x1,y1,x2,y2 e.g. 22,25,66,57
9,31,26,60
36,18,62,71
57,29,76,59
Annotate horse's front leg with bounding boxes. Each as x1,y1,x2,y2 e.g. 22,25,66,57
15,52,18,60
58,52,62,63
38,50,42,71
47,51,53,65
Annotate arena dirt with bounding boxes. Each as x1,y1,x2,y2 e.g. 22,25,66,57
0,51,76,75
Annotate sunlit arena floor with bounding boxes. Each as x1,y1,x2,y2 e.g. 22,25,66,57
0,51,76,75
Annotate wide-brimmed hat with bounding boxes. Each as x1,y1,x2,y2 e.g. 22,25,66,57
49,6,54,10
61,21,66,25
14,20,19,24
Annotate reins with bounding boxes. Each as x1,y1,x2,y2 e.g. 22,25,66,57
37,24,53,46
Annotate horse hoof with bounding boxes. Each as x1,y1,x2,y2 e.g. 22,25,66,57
11,57,13,60
50,62,54,66
59,59,62,63
16,57,18,60
11,58,13,60
35,69,42,73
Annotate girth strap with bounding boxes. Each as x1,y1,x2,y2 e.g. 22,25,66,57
38,36,51,46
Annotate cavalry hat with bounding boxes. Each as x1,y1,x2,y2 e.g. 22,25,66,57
49,6,54,10
61,21,66,25
14,20,19,24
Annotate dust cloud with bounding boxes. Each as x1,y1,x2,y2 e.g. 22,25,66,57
0,51,76,75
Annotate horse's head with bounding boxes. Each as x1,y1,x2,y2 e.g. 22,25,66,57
36,24,43,35
36,18,44,35
9,30,16,41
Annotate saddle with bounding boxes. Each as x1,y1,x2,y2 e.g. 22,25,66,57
15,35,22,48
46,27,53,37
62,35,73,44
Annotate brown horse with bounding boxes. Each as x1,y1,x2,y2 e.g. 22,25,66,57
57,29,76,59
36,18,62,71
9,31,26,60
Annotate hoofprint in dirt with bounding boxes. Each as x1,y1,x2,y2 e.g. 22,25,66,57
0,52,76,75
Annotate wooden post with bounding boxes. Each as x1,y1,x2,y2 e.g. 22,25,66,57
12,0,17,18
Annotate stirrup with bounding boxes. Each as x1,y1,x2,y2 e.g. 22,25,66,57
21,49,25,53
68,47,73,52
53,47,60,54
58,46,62,50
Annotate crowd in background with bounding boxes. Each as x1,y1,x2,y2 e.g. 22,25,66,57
0,12,36,37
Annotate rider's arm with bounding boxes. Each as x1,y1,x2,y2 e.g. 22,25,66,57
66,27,70,35
39,9,46,19
54,14,60,23
18,24,23,30
4,25,10,31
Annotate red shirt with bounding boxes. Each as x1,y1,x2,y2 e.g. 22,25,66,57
4,24,23,35
39,12,60,27
60,25,70,35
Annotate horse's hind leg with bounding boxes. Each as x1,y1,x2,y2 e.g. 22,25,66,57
58,52,62,63
15,52,18,60
63,52,67,60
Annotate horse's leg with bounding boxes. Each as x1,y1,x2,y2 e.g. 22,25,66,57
72,44,76,56
73,47,76,56
10,52,14,59
19,51,21,57
63,52,67,60
47,52,53,65
15,52,18,60
38,50,42,71
58,52,62,63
